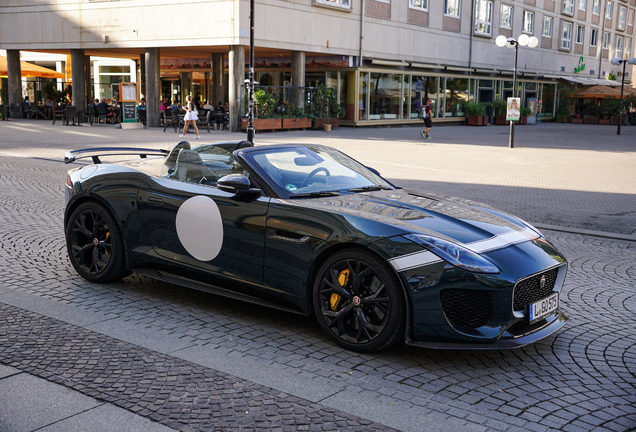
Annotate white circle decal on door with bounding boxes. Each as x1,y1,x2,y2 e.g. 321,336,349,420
175,195,224,261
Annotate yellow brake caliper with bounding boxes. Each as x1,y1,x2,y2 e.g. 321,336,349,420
330,269,350,311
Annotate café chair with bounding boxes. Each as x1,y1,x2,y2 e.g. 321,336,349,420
96,105,113,124
22,102,34,119
9,103,20,119
51,105,65,125
163,110,180,133
0,105,7,121
64,106,78,125
197,110,212,133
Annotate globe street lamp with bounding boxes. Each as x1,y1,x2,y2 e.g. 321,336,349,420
609,56,636,135
495,34,538,148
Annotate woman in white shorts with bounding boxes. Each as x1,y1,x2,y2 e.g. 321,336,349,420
180,95,200,139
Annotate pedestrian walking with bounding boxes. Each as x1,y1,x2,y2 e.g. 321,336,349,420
180,95,200,139
420,99,433,140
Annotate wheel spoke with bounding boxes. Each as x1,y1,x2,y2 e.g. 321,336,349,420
321,268,351,299
357,309,383,337
350,261,372,296
73,214,93,238
355,309,374,342
72,243,93,259
324,303,354,335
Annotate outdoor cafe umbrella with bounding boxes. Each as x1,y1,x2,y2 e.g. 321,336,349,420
574,85,623,99
0,55,65,79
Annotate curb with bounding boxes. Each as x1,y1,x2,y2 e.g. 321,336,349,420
533,223,636,242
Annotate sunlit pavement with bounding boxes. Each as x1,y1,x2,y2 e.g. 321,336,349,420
0,119,634,431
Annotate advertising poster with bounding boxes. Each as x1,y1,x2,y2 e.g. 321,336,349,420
506,97,521,121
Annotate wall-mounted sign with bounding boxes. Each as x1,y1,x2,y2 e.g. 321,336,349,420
590,69,595,74
574,56,585,73
560,66,566,72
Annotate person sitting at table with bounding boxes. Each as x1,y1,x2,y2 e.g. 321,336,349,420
45,97,55,119
180,95,200,139
169,99,181,112
160,98,169,112
96,98,115,123
24,96,32,107
136,98,146,111
215,101,227,129
203,100,214,110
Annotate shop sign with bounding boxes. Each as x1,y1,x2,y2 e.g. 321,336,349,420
574,56,585,73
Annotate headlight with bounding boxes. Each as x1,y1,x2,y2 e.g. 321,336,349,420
406,234,501,274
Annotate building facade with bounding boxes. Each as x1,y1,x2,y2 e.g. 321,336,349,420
0,0,633,128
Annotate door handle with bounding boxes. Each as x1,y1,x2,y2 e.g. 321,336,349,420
148,196,164,204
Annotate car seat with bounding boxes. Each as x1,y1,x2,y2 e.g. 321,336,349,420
162,141,191,176
173,150,218,185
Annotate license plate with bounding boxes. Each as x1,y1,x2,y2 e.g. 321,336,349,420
528,293,559,324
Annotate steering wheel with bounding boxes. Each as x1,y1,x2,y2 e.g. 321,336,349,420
300,167,331,188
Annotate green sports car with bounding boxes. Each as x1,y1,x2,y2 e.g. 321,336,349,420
64,141,568,352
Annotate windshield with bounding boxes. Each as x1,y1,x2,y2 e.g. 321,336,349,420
244,146,393,198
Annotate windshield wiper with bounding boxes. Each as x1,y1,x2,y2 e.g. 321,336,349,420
289,191,340,199
345,186,393,193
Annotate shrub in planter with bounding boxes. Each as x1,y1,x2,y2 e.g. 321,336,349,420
492,100,508,125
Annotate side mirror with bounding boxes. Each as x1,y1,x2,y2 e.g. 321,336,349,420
217,174,261,195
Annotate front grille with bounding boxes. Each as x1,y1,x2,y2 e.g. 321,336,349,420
513,267,559,311
440,289,493,329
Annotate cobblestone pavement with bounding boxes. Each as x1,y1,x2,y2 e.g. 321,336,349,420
0,125,635,431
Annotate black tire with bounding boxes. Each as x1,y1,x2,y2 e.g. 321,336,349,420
313,249,406,352
65,201,129,282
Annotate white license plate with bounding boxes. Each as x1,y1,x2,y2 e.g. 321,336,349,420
528,293,559,324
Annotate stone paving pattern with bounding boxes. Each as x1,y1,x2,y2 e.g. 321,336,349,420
0,121,635,431
0,303,393,432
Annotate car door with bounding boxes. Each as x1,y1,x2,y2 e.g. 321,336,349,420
137,176,269,285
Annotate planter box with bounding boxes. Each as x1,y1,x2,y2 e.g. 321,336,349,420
241,118,282,131
467,116,482,126
495,115,508,125
282,117,311,129
314,118,340,129
610,116,627,125
584,115,599,124
571,117,583,124
481,116,489,126
599,118,611,125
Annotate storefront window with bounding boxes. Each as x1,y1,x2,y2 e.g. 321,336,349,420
411,76,439,118
369,73,402,120
359,72,368,121
542,84,555,116
444,77,469,117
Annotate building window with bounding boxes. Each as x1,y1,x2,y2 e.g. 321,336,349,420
501,5,513,29
592,0,599,14
616,36,624,57
576,25,585,44
317,0,351,8
445,0,461,17
629,9,634,26
590,28,598,46
410,0,428,10
578,0,586,11
603,31,611,48
524,11,535,33
543,16,554,37
606,2,613,19
561,21,573,49
563,0,574,14
475,0,493,34
618,6,626,30
627,38,632,57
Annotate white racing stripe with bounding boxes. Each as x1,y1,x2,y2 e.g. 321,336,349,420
389,250,443,272
465,226,537,253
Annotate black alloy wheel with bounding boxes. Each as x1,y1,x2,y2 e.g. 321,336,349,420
313,250,405,352
66,201,129,282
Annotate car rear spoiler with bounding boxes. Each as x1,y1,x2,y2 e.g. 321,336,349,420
64,147,169,164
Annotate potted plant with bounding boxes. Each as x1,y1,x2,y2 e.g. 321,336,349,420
602,99,620,125
492,100,508,125
282,107,312,130
583,104,602,124
312,84,341,131
464,101,484,126
571,113,583,124
517,107,531,125
241,89,282,131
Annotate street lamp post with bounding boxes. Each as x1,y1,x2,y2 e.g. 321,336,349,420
609,56,636,135
246,0,255,143
495,34,538,148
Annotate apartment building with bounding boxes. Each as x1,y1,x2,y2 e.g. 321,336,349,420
0,0,632,128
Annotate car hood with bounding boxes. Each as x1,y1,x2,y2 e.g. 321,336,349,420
287,189,539,249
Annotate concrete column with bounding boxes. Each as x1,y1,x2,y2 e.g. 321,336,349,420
71,49,86,111
6,50,22,117
84,55,91,104
228,45,245,132
145,48,161,127
291,51,306,111
212,53,224,106
139,54,146,99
